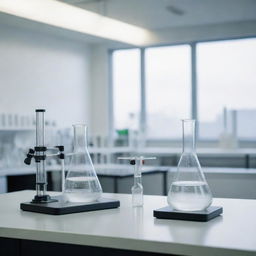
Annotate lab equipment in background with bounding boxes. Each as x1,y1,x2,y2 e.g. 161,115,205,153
127,113,138,148
115,112,139,148
65,124,102,203
0,111,58,169
0,112,57,129
88,135,112,165
219,107,238,149
118,156,156,207
167,119,213,211
21,109,119,215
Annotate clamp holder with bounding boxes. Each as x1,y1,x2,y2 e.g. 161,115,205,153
24,148,35,165
24,145,65,165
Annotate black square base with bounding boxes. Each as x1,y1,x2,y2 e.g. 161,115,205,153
21,195,120,215
154,206,223,222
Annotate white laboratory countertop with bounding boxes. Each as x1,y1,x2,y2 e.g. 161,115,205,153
0,191,256,256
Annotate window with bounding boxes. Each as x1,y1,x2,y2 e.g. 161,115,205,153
145,45,191,138
112,37,256,144
197,38,256,140
113,49,140,131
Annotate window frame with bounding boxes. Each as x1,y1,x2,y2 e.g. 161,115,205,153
109,36,256,146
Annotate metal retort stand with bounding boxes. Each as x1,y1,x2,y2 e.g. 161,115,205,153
20,109,120,215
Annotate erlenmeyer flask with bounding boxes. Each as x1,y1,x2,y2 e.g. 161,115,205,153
64,124,102,203
167,119,212,211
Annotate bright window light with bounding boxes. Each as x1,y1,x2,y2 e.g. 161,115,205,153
197,38,256,139
146,45,191,139
113,49,141,131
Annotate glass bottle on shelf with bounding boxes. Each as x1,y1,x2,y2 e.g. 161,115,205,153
64,124,102,203
167,119,212,211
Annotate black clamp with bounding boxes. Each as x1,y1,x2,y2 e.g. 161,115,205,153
24,147,47,165
55,146,65,159
34,155,46,162
34,146,47,163
24,148,35,165
55,145,64,152
130,159,136,165
129,159,145,165
34,146,47,152
24,145,65,165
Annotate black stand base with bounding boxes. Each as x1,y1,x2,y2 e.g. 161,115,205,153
154,206,223,222
21,195,120,215
32,195,58,203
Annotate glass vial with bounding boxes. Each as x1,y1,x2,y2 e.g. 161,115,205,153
65,124,102,203
132,157,143,207
167,119,212,211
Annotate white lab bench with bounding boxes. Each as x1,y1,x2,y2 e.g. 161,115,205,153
0,191,256,256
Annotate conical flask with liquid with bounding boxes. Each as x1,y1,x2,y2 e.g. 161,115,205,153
64,124,102,203
167,119,212,211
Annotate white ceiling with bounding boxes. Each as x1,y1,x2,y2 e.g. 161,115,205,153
58,0,256,30
0,0,255,47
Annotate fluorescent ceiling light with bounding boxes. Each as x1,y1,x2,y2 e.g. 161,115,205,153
0,0,155,46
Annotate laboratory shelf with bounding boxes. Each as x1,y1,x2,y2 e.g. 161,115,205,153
87,146,256,155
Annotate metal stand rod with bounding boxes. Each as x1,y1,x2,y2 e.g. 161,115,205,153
24,109,65,203
61,159,65,193
35,109,47,197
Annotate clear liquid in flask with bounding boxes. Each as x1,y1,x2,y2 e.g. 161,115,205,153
65,176,101,203
168,181,212,211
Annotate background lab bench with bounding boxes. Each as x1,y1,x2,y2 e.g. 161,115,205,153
2,165,256,199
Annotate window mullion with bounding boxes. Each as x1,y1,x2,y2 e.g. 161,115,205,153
108,50,114,146
140,48,146,142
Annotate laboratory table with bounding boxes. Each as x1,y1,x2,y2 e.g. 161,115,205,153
1,191,256,256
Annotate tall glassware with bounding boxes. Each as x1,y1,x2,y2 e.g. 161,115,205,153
167,119,212,211
35,109,47,198
65,124,102,203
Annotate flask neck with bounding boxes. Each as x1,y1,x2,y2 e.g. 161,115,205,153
73,124,88,152
134,158,142,184
182,119,196,153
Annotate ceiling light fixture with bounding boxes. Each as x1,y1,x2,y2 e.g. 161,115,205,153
0,0,155,46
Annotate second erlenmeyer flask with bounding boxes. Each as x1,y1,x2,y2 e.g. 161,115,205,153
167,119,212,211
65,124,102,203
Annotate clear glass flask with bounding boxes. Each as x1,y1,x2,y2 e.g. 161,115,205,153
167,119,212,211
64,124,102,203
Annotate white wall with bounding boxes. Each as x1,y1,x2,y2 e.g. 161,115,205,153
90,44,110,136
0,23,92,128
150,20,256,45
